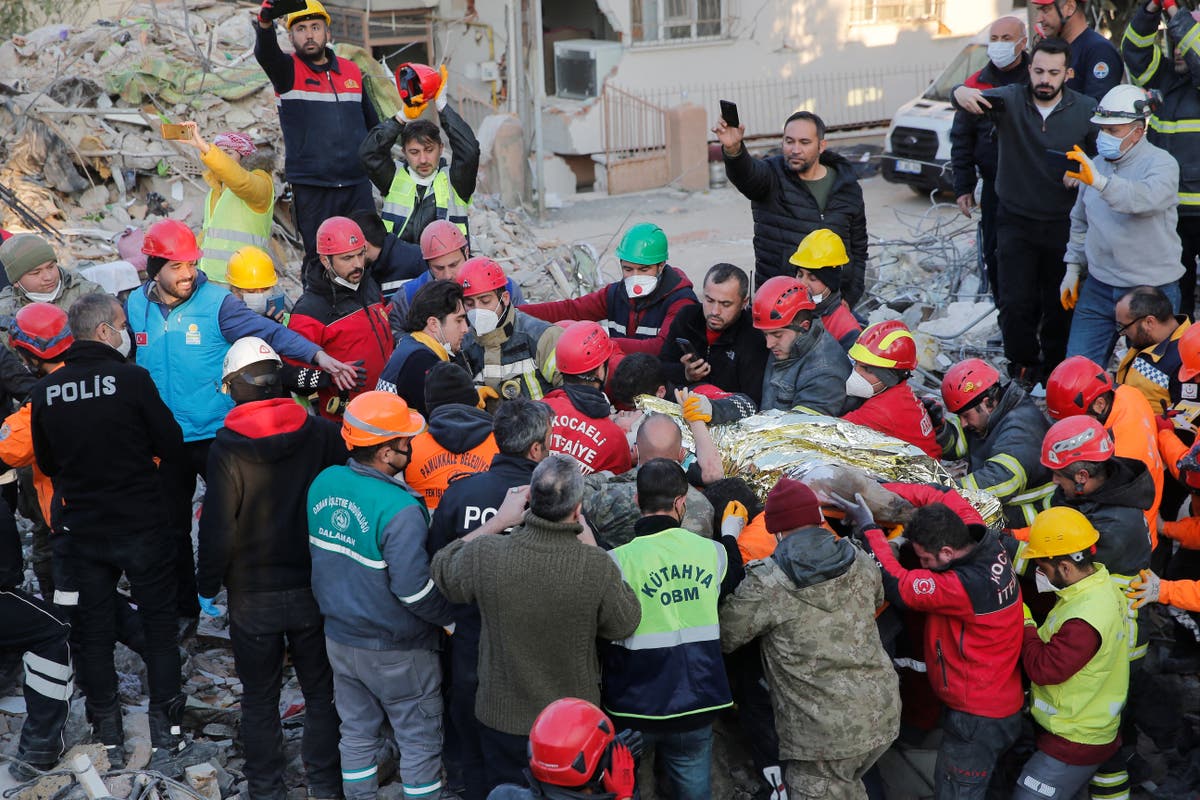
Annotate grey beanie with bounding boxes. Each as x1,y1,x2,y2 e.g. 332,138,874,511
0,234,56,284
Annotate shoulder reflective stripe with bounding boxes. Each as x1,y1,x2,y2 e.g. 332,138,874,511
309,535,388,569
1129,44,1161,86
404,780,444,797
1032,697,1058,715
53,589,79,606
1122,23,1157,49
607,321,628,335
280,89,362,103
946,416,967,459
616,623,721,651
1181,23,1200,58
23,651,72,681
634,325,659,336
380,279,410,292
893,657,927,672
342,765,378,782
23,670,73,701
398,578,436,604
1149,117,1200,134
975,453,1027,498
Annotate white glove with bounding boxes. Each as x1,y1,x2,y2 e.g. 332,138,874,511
436,78,449,111
1060,263,1082,310
721,501,748,539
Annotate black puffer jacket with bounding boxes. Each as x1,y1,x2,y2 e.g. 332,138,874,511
724,148,868,307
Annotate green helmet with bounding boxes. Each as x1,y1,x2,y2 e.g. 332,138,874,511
615,223,668,266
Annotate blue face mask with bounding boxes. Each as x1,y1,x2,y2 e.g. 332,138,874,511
1096,130,1131,161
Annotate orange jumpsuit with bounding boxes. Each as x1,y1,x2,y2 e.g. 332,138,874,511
0,403,52,526
1108,384,1164,547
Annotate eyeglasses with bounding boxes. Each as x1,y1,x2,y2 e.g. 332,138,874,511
1115,316,1147,336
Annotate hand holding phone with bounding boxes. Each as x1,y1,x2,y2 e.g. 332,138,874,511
1044,148,1073,178
160,123,187,140
676,337,698,358
719,100,740,129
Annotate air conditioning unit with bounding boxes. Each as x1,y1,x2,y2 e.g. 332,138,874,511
553,39,623,100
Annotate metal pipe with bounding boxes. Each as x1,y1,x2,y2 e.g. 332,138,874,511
531,0,546,218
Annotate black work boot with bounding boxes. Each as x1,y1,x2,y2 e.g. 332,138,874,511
148,695,218,778
88,701,126,770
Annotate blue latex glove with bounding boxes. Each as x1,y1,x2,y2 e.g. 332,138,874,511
198,595,222,617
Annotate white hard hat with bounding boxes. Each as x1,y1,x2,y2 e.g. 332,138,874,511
222,336,281,384
1091,85,1151,125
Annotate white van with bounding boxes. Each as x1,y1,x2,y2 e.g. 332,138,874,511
880,24,999,195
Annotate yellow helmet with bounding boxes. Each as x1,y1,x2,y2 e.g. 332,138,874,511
227,246,278,291
1024,506,1100,560
788,229,849,271
285,0,331,29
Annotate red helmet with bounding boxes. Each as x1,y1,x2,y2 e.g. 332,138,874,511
849,320,918,371
1045,356,1113,421
752,276,814,331
528,698,615,787
556,321,614,376
11,302,73,360
142,219,202,262
457,257,507,297
316,217,366,256
1180,324,1200,382
1041,415,1114,470
941,358,1000,413
395,62,445,106
420,220,468,261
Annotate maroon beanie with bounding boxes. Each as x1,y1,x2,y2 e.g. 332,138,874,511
764,477,824,533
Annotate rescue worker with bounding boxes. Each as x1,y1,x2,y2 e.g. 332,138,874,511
1123,0,1200,315
715,110,868,304
841,320,941,458
1061,84,1182,367
1013,507,1131,800
195,337,345,800
720,478,900,798
30,293,191,775
288,216,393,417
951,15,1031,298
0,232,104,352
404,362,498,512
487,699,637,800
601,459,737,799
1030,0,1124,101
1114,285,1190,416
850,497,1024,800
178,123,273,286
431,454,642,791
358,75,480,246
521,223,698,357
377,278,470,416
752,275,850,415
1045,355,1165,545
952,39,1098,387
1038,415,1161,799
347,209,425,301
541,321,631,475
128,218,355,631
307,391,454,800
928,358,1053,527
788,229,862,350
226,246,287,322
429,399,556,800
658,262,766,405
254,0,377,277
458,257,561,403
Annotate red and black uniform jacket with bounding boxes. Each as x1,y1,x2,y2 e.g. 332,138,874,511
843,383,942,459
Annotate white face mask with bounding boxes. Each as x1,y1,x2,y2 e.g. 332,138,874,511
23,281,62,303
624,274,658,299
106,323,131,358
242,292,268,314
1034,567,1057,594
987,40,1019,69
845,370,879,399
332,275,360,291
467,307,501,336
810,292,825,305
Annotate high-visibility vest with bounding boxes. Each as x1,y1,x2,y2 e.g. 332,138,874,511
380,168,469,239
603,527,732,721
1030,565,1130,746
199,185,274,284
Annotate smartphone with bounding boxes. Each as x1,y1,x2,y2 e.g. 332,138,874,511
265,293,287,318
675,337,698,358
981,94,1006,113
1045,148,1074,178
719,99,740,128
266,0,310,20
160,123,188,140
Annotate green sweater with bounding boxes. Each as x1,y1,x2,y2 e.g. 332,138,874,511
431,510,642,734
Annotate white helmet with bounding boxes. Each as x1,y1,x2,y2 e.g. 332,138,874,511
222,336,281,384
1091,85,1151,125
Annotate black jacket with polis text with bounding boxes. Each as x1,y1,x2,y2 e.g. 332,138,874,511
30,340,184,536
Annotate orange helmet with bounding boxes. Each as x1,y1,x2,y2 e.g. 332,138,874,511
420,220,468,261
142,219,202,262
1045,356,1112,421
11,303,73,360
527,698,615,787
1180,324,1200,382
341,391,426,447
752,276,814,331
457,257,507,297
317,217,366,256
556,321,614,376
941,358,1000,414
1041,415,1114,470
849,320,917,371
